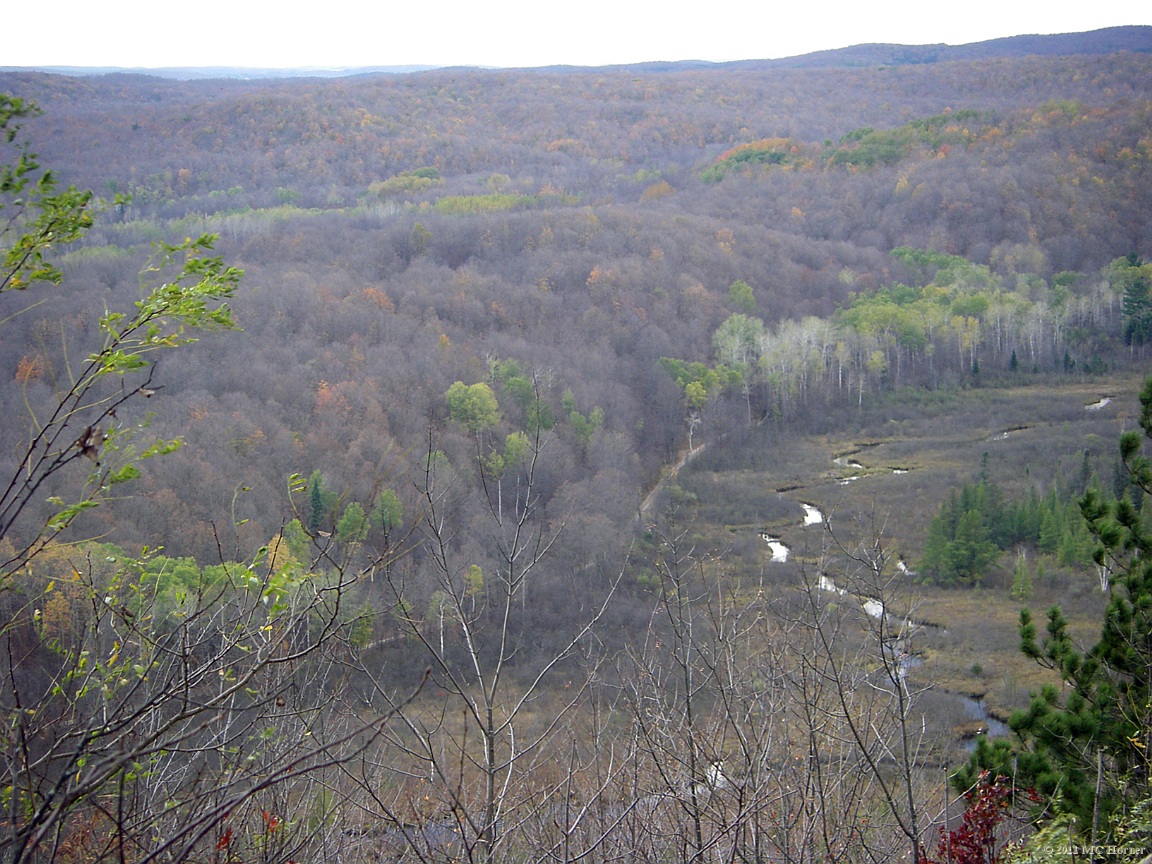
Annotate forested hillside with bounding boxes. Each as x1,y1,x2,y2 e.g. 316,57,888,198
3,53,1151,559
2,45,1152,863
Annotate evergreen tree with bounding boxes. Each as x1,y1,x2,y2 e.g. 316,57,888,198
919,480,1008,584
1011,488,1044,544
306,470,334,534
957,378,1152,844
1056,517,1095,569
1112,254,1152,346
1076,448,1095,496
920,490,963,582
1037,505,1061,554
950,509,998,586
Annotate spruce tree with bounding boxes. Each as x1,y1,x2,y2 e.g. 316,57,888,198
1114,254,1152,346
306,470,330,534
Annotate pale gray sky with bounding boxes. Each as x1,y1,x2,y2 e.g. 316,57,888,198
10,1,1151,69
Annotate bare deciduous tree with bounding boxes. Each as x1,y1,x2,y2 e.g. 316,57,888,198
342,408,623,864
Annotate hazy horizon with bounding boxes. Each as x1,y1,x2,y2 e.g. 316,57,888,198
7,2,1151,72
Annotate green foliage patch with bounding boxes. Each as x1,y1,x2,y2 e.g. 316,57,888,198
369,167,442,199
918,479,1099,586
702,111,988,181
433,193,539,214
828,110,984,168
701,138,803,181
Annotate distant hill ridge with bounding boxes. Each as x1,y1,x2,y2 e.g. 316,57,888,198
4,25,1151,80
573,25,1152,73
0,64,442,81
749,25,1152,70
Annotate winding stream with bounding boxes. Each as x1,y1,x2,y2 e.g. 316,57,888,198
959,697,1011,745
761,491,1007,747
759,534,790,562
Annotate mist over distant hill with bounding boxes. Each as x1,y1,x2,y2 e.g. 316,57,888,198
546,26,1152,73
5,25,1150,80
0,64,443,80
725,24,1152,70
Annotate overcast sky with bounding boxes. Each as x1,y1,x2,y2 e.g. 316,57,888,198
8,1,1151,69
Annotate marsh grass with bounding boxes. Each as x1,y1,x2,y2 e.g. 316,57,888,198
679,375,1143,738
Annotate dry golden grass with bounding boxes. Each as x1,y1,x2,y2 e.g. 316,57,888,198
678,374,1145,750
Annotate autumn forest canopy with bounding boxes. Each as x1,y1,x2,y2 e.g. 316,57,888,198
1,37,1152,863
1,53,1150,557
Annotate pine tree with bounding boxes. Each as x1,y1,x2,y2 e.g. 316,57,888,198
920,490,962,582
957,378,1152,843
950,509,998,586
1037,505,1061,554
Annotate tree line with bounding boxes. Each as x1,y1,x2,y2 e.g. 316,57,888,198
657,249,1146,455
